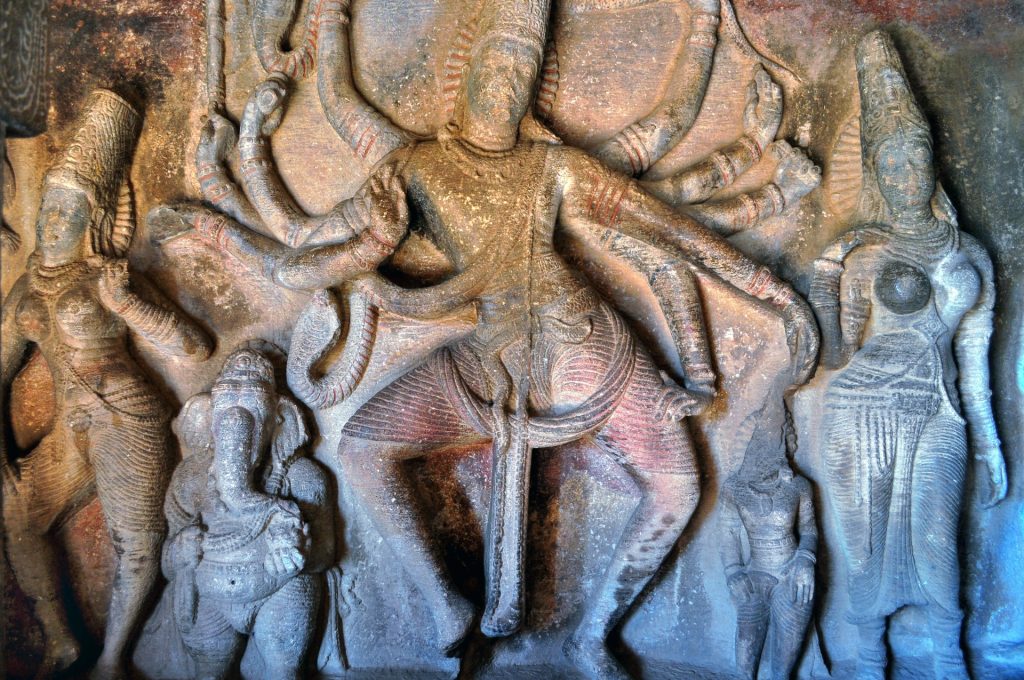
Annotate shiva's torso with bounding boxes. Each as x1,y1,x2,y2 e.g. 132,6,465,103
403,136,596,339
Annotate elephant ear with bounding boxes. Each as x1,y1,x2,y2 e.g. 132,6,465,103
273,396,309,463
173,393,213,458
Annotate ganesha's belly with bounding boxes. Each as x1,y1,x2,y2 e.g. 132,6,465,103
194,543,286,603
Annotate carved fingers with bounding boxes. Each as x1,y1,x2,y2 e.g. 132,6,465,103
781,296,820,386
790,558,815,605
365,163,409,237
242,72,290,138
743,65,782,151
981,451,1008,508
656,385,714,421
196,111,238,166
770,140,821,208
727,570,754,602
264,502,310,577
97,258,133,310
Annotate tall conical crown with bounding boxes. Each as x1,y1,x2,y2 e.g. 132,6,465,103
475,0,551,61
856,30,930,162
44,89,142,257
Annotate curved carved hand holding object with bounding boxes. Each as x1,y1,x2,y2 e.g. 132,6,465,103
0,89,213,680
136,346,339,680
807,30,1006,680
153,1,820,677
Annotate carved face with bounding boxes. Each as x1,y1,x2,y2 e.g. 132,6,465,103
211,384,276,465
35,183,92,266
874,131,935,220
460,37,540,151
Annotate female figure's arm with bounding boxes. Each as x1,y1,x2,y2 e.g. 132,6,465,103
808,229,884,369
96,261,213,361
955,235,1006,507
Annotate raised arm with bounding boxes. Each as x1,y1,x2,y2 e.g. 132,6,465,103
640,64,782,202
556,147,819,384
955,234,1006,507
316,0,409,168
591,0,719,175
96,261,213,361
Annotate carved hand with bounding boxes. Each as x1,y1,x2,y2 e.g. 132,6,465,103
820,227,888,263
170,524,204,572
743,65,782,152
196,111,238,166
264,501,309,578
242,72,289,138
363,163,409,237
781,295,820,385
980,448,1008,507
770,141,821,208
97,259,133,310
656,385,714,421
727,570,753,602
789,553,815,605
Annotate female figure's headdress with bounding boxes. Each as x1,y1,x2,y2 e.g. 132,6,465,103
44,89,142,258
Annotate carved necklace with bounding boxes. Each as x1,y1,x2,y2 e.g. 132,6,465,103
28,254,95,297
748,473,782,516
438,124,523,184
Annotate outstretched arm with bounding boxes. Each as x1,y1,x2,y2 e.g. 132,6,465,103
955,235,1006,506
556,147,819,384
667,141,820,236
96,261,213,361
640,64,782,202
592,0,719,175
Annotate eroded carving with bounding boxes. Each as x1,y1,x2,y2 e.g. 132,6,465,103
0,89,213,679
808,30,1007,680
719,418,817,680
150,1,820,678
136,346,339,680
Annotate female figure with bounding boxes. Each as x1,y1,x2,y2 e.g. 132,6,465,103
1,89,212,678
808,31,1006,680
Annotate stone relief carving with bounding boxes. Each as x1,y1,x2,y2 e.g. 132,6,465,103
806,30,1007,680
133,346,340,680
0,89,213,678
719,411,817,680
1,1,1020,679
149,0,819,676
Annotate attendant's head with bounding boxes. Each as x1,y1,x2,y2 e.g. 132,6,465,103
37,89,140,266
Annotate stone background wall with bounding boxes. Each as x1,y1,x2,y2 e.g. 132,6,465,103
2,0,1022,677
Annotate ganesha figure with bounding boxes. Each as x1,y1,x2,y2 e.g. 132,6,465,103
152,0,819,677
141,347,337,680
1,89,212,679
808,31,1007,680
